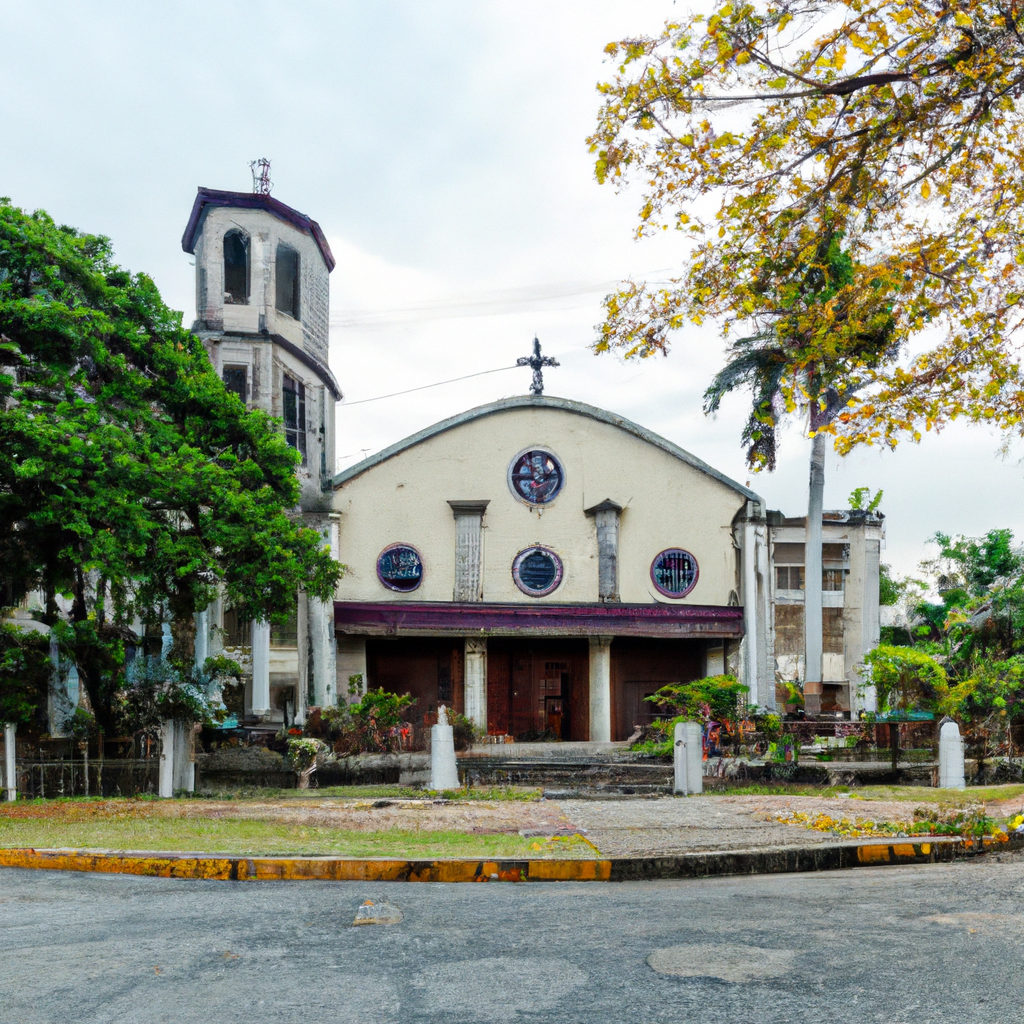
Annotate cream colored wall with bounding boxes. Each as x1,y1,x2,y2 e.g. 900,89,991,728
333,405,745,606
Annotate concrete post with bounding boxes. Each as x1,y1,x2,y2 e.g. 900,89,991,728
939,720,966,789
673,720,703,795
158,719,175,798
250,618,271,716
589,636,613,742
430,707,460,790
4,722,16,801
464,638,487,733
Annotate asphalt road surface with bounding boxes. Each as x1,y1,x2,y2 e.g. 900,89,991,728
2,855,1023,1024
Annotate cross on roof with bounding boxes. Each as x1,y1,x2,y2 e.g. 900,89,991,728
516,337,559,396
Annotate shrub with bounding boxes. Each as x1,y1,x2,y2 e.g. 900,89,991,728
449,712,478,751
644,674,747,722
332,688,416,755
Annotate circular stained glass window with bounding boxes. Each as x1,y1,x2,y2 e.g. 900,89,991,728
512,546,563,597
377,544,423,593
508,448,564,505
651,548,699,598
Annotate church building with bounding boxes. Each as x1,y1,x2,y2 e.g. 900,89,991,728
177,182,884,741
329,392,884,743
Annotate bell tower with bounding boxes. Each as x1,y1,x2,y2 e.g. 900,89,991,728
182,175,341,724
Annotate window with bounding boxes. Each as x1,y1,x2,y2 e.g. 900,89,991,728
775,565,805,590
377,544,424,592
822,568,846,591
507,448,564,505
650,549,699,598
512,546,564,597
283,373,306,463
223,230,250,304
222,365,247,403
275,244,300,318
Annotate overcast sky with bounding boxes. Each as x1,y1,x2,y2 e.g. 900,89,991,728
2,0,1021,577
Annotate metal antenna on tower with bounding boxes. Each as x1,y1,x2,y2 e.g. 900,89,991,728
250,158,273,195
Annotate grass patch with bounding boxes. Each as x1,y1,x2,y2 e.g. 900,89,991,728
0,805,590,859
850,784,1024,806
716,783,842,797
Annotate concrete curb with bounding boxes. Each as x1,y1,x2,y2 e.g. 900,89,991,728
0,833,1020,883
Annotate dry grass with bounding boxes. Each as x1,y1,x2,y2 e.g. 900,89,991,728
0,795,592,859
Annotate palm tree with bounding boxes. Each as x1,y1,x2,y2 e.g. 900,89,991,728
704,236,894,711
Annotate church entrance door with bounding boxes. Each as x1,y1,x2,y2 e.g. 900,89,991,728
486,639,589,741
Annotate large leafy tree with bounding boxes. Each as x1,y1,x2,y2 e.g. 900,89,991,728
0,201,341,731
589,0,1024,703
590,0,1024,449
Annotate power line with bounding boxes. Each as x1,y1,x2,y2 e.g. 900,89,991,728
338,364,520,407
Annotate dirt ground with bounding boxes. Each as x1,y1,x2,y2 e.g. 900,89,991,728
4,789,1023,857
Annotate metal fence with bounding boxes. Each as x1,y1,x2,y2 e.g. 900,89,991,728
13,758,160,798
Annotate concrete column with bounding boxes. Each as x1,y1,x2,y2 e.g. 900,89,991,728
307,512,340,708
158,719,174,798
448,501,489,602
4,722,16,801
251,618,271,716
585,499,623,602
464,638,488,732
308,595,336,707
858,538,882,714
589,636,613,742
194,607,210,674
742,517,759,701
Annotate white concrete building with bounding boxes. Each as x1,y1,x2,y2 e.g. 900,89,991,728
327,395,885,743
181,187,341,725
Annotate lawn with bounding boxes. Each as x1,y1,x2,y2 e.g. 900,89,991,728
0,794,593,859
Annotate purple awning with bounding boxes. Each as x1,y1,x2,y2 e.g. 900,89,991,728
333,601,744,639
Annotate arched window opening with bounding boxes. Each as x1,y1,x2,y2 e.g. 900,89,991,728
223,230,250,304
283,373,307,464
276,244,300,319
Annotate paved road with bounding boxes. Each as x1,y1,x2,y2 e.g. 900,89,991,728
2,854,1023,1023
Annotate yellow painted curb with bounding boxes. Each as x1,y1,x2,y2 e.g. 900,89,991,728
0,848,613,883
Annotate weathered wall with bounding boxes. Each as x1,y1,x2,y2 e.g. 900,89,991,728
333,401,750,607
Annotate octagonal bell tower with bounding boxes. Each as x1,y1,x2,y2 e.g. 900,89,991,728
182,181,341,724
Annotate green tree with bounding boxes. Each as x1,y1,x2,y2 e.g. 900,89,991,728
590,0,1024,452
0,623,52,726
862,644,946,716
931,529,1024,595
0,201,342,731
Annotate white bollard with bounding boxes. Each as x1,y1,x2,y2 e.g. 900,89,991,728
938,720,966,790
673,721,703,795
4,722,17,802
158,719,175,798
430,706,460,791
